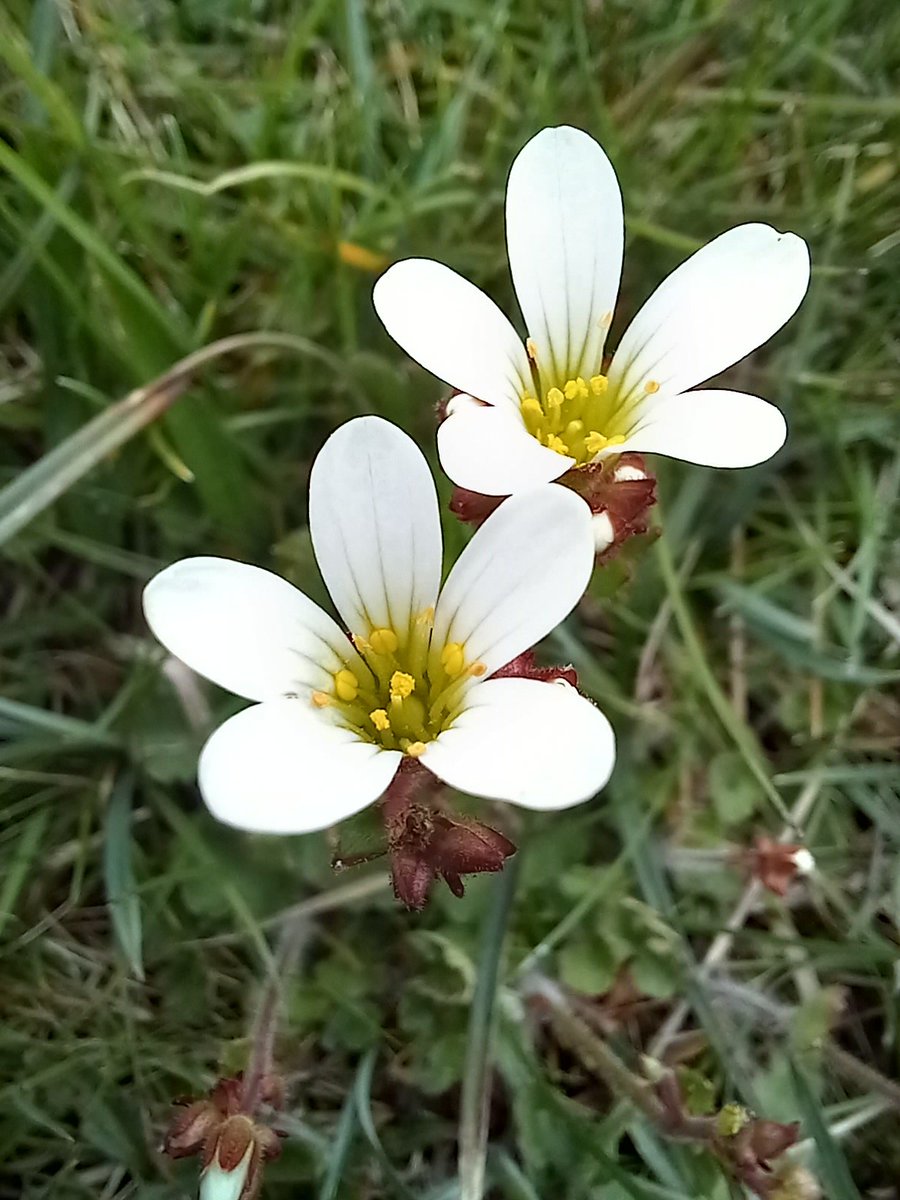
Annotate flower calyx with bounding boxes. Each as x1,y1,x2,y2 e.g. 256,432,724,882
494,649,578,688
560,452,657,560
381,760,516,910
164,1074,284,1200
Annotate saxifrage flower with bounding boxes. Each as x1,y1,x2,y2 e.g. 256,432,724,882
143,416,614,833
373,125,811,497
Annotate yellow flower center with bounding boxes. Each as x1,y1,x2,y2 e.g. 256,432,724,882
519,347,662,465
310,617,484,756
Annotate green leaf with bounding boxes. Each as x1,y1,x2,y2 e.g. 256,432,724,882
558,938,618,995
103,772,144,980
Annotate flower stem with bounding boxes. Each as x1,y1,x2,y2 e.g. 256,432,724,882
239,916,309,1114
523,974,669,1123
458,854,521,1200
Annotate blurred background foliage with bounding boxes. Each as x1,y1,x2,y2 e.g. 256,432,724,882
1,0,899,1195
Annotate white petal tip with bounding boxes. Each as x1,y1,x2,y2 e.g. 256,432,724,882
792,849,815,875
591,511,615,553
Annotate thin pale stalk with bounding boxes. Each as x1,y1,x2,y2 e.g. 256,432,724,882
458,856,521,1200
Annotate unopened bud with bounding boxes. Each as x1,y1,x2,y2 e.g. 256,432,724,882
164,1100,221,1158
746,1119,800,1163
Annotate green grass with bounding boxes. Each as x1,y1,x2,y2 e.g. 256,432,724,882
2,0,900,1195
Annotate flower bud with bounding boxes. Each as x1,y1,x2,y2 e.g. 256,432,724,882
747,836,815,896
200,1116,257,1200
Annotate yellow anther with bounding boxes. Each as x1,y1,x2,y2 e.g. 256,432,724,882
416,605,435,625
390,671,416,701
576,376,589,399
440,642,466,678
525,337,538,361
607,434,626,447
546,434,570,456
369,708,390,731
405,741,427,758
369,627,399,655
311,691,331,708
585,431,609,455
469,661,487,677
644,379,660,394
589,374,608,395
563,378,580,401
546,386,564,409
334,669,359,702
564,420,584,440
520,396,543,419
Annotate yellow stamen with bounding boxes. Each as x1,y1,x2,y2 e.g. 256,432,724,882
405,741,427,758
311,691,331,708
585,431,609,455
546,434,569,456
334,669,359,702
525,337,538,361
369,708,390,731
607,434,626,447
469,662,487,677
546,386,564,409
416,605,435,624
390,671,416,701
563,378,580,401
440,642,466,678
369,627,399,654
576,376,589,399
564,420,584,440
644,379,660,394
589,374,608,395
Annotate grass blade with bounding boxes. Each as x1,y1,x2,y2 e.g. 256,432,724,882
459,858,521,1200
103,771,144,981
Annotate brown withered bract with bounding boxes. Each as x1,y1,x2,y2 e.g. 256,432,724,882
386,796,516,909
377,758,515,909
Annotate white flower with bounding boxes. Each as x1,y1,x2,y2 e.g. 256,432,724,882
143,417,614,833
373,125,811,496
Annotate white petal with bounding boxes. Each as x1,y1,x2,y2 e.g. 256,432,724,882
607,224,810,407
200,1152,252,1200
424,677,614,809
198,699,401,833
309,416,442,644
615,389,787,467
431,484,593,677
506,126,624,382
437,402,573,495
143,557,356,702
373,258,531,409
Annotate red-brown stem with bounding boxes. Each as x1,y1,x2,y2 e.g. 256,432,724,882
239,919,308,1114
